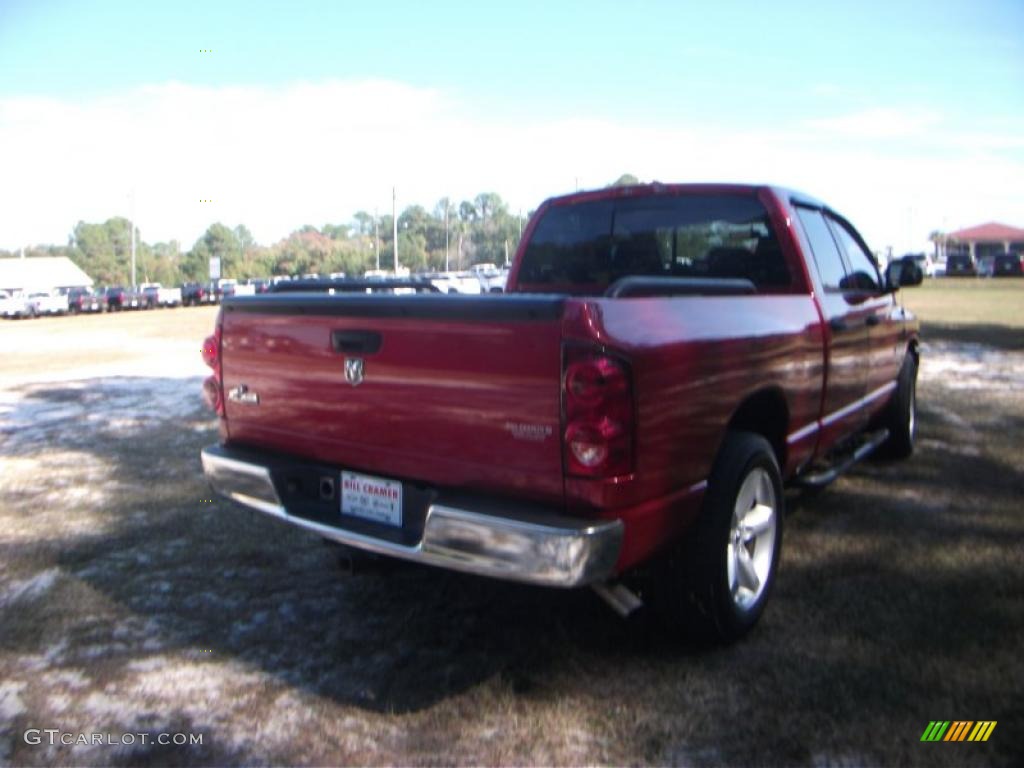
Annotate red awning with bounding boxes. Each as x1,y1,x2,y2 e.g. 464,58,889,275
947,222,1024,243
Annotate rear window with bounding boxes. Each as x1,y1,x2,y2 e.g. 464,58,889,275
518,193,790,293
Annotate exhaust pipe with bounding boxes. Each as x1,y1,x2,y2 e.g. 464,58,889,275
592,581,643,618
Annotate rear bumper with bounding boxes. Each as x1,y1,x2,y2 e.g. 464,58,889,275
201,444,623,587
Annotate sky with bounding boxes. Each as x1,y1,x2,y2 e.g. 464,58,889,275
0,0,1021,255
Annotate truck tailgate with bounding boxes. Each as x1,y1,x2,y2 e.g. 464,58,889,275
219,294,567,504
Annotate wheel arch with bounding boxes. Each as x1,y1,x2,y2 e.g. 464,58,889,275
725,387,789,473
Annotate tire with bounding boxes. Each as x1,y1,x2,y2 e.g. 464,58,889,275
881,351,917,459
652,431,784,644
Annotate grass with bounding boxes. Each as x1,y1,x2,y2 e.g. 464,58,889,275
900,277,1024,327
0,284,1021,766
0,306,219,381
900,277,1024,351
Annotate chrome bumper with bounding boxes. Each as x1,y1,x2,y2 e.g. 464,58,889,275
201,444,623,587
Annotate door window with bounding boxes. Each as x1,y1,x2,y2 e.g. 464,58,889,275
794,206,847,291
828,217,881,292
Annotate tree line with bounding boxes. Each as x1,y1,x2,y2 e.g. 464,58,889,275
0,191,535,287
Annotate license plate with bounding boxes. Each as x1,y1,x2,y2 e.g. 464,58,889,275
340,471,402,527
89,302,98,310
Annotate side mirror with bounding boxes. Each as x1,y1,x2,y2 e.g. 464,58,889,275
885,260,923,292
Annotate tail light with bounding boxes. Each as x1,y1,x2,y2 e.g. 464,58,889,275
201,311,224,416
562,347,634,478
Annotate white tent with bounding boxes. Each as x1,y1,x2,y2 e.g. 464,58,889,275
0,257,93,293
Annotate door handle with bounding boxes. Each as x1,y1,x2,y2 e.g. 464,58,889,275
865,315,880,327
331,330,382,355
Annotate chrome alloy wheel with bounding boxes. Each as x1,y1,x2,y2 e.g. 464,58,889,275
727,467,778,611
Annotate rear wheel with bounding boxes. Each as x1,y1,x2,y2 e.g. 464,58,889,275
653,431,783,644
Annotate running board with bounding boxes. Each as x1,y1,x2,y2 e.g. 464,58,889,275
796,429,890,488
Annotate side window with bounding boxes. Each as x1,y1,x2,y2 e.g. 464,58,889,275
828,217,881,292
795,206,847,291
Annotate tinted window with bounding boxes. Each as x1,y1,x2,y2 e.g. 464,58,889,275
828,217,880,292
795,207,847,291
519,193,790,293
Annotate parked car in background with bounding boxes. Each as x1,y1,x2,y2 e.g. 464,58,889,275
945,253,976,276
484,268,510,292
218,278,255,298
431,271,484,294
140,283,183,308
27,291,67,316
245,278,272,293
977,253,1023,278
105,286,144,311
0,290,34,319
66,287,107,313
468,262,501,279
181,282,217,306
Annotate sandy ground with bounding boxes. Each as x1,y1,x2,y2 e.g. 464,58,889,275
0,307,1021,766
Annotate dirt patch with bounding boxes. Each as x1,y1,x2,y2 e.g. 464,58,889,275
0,306,1021,766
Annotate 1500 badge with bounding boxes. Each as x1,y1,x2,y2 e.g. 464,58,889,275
504,422,553,441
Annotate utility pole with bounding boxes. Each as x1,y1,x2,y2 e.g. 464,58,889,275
374,207,380,270
130,189,136,288
445,199,450,272
392,186,398,273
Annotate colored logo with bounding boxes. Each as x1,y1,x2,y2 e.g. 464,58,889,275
921,721,996,742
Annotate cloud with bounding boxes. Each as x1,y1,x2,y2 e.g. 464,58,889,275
0,82,1021,256
806,107,941,139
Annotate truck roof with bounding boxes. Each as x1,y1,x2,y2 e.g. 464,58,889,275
544,182,826,210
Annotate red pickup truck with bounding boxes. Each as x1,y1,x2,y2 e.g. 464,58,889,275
200,184,921,643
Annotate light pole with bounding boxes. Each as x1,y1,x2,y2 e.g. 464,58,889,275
130,189,136,288
392,187,398,273
374,207,380,271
